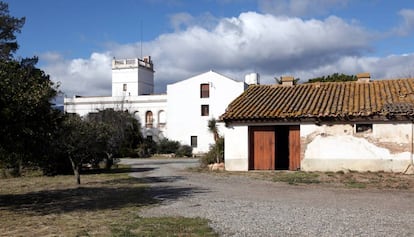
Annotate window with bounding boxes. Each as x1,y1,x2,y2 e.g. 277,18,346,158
200,83,209,98
145,111,153,128
201,105,209,116
356,124,372,133
146,136,153,141
158,110,166,124
191,136,198,148
123,83,127,91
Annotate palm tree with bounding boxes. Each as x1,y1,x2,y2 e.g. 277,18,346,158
208,118,219,143
208,118,220,163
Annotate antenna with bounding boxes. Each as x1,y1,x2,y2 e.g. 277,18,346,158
140,20,143,59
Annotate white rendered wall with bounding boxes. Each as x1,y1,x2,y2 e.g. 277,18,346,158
138,68,154,95
167,71,246,154
301,123,413,172
112,59,154,97
112,68,139,96
64,94,167,141
224,125,249,171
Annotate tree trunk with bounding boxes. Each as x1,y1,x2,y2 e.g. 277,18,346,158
69,158,81,185
105,152,113,170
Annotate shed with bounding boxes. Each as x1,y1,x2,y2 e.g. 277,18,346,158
220,76,414,172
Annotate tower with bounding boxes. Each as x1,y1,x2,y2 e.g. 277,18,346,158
111,56,154,97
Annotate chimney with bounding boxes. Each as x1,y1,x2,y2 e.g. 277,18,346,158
244,73,260,85
280,76,294,86
356,72,370,83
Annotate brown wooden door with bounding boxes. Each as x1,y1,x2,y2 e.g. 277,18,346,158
250,127,275,170
289,125,300,171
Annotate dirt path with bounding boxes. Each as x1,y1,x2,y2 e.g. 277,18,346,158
121,158,414,237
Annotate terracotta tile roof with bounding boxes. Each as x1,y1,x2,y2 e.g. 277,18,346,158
221,78,414,123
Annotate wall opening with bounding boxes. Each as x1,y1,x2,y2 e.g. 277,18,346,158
191,136,198,148
200,83,209,98
201,104,209,116
145,111,153,128
275,126,289,170
249,125,300,170
356,123,373,133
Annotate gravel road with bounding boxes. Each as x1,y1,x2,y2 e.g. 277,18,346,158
120,158,414,237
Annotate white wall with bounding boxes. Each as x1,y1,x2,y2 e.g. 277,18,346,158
222,122,413,172
112,59,154,97
224,125,249,171
301,123,413,172
167,71,246,154
64,94,167,141
138,68,154,95
112,68,137,96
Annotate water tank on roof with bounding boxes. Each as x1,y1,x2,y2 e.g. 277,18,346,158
244,73,260,85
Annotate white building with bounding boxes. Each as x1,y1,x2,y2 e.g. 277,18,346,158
64,57,249,154
166,71,246,154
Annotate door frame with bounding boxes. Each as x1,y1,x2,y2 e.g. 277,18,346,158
248,125,301,170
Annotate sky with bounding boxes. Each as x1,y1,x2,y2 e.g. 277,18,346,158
7,0,414,99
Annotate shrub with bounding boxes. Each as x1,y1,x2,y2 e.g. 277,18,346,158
157,138,180,154
176,145,193,157
135,138,157,158
200,137,224,167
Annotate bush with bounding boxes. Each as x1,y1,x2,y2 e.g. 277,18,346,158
157,139,180,154
200,137,224,167
135,138,157,158
176,145,193,157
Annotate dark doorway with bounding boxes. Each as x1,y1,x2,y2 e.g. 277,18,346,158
275,126,289,170
249,125,300,170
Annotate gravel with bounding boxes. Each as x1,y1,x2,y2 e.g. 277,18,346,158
120,158,414,237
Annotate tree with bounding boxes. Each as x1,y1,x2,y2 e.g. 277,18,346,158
208,118,219,143
86,109,143,163
307,73,357,83
0,58,61,174
208,118,223,163
57,114,112,184
0,1,25,60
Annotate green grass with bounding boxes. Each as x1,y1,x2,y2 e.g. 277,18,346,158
111,216,218,237
0,166,216,236
272,172,320,185
344,179,367,189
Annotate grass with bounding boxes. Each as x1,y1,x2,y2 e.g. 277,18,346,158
200,169,414,190
0,166,217,237
112,217,218,237
271,172,320,185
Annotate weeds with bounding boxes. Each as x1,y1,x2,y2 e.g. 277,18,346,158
272,172,320,185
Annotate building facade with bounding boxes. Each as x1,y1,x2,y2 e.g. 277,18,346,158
221,74,414,173
166,71,246,154
64,57,248,154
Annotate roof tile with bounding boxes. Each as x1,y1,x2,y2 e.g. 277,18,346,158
221,78,414,122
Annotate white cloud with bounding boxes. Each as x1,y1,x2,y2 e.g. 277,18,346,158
268,53,414,84
169,12,194,31
41,11,414,97
41,52,112,97
258,0,349,17
393,9,414,36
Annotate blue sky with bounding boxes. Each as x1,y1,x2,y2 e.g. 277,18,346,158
7,0,414,96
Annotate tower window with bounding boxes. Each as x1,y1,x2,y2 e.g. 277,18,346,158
123,84,127,91
201,105,209,116
200,83,209,98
